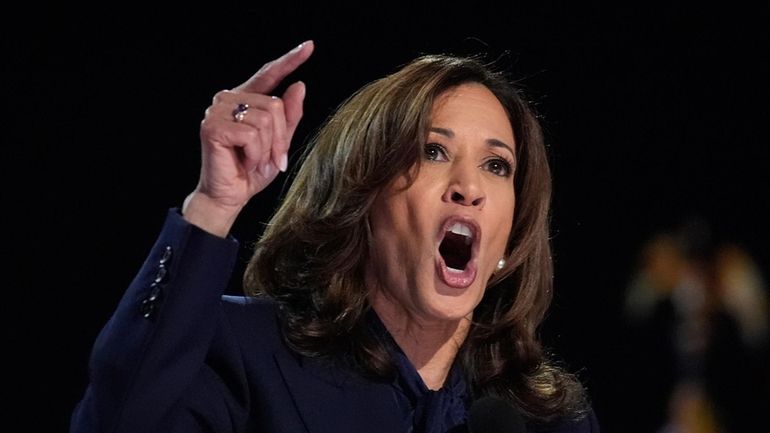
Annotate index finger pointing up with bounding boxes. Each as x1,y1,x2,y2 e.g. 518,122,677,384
234,40,314,94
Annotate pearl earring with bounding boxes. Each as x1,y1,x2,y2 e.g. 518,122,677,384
496,258,506,271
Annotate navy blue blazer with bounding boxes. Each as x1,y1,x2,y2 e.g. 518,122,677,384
70,209,599,433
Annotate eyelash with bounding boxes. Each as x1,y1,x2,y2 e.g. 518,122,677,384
424,143,448,162
423,143,514,178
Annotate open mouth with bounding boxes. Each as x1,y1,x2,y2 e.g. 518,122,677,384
439,223,473,271
436,218,479,289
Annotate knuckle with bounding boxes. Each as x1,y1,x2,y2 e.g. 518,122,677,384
200,118,213,133
200,125,220,143
255,112,271,129
246,128,260,143
212,89,231,104
268,97,284,112
258,61,273,72
200,119,230,144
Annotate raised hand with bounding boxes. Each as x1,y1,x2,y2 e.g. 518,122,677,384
183,41,314,236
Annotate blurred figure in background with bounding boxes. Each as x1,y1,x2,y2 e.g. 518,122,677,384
623,217,769,433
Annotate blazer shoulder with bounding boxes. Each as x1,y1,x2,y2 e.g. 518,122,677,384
219,295,286,350
221,294,278,311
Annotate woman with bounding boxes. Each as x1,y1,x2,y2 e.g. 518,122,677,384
70,40,599,433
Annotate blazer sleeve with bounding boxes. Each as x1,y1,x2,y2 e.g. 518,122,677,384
70,208,248,433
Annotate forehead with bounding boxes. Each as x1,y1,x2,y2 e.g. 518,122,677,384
430,83,515,146
432,82,506,111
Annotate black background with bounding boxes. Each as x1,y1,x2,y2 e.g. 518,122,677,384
6,3,769,432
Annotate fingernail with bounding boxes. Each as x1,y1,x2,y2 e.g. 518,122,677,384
279,154,288,172
291,42,305,53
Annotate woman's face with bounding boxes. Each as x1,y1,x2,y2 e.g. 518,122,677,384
366,83,516,323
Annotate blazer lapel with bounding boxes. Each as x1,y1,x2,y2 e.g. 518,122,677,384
274,350,404,433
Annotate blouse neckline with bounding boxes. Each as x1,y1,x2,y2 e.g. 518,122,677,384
367,309,469,433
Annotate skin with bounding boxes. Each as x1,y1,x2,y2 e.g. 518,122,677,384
182,44,515,391
367,83,516,389
183,40,314,236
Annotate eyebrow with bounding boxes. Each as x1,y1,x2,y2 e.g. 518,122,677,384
429,127,515,157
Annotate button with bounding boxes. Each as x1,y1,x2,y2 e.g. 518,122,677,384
154,265,167,284
140,298,156,319
159,245,172,265
140,284,163,319
147,283,162,302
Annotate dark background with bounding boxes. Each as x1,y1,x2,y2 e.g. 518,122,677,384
6,3,769,432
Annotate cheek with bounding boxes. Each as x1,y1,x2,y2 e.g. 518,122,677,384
490,192,515,253
369,195,419,260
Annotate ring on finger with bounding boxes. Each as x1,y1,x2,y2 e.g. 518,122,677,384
232,103,249,123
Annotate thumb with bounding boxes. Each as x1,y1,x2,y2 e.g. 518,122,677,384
282,81,306,139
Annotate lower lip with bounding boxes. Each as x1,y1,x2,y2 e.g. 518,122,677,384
436,256,477,288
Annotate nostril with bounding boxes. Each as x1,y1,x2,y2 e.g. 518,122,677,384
471,197,484,206
451,192,465,202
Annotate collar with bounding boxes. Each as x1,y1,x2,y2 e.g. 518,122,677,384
367,309,469,433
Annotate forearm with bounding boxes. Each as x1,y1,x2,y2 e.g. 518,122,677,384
71,209,240,432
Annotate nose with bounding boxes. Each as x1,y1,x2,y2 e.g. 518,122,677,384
442,164,486,208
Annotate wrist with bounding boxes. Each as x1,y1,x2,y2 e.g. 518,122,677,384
181,191,243,238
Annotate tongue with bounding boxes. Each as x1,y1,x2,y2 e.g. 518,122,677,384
439,232,471,270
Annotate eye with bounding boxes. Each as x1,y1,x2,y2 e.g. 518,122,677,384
424,143,448,162
484,158,513,177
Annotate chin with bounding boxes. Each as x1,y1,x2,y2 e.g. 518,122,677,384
424,283,485,322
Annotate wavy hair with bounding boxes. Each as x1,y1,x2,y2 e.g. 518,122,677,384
244,53,588,423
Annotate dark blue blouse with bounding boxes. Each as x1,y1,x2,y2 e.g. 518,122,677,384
368,311,469,433
367,311,600,433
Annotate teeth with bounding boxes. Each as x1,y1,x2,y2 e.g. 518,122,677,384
447,266,464,273
447,222,473,245
448,222,473,238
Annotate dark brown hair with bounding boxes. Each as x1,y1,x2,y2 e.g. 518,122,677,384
244,54,588,423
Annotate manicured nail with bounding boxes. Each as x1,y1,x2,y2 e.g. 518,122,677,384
279,154,288,172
